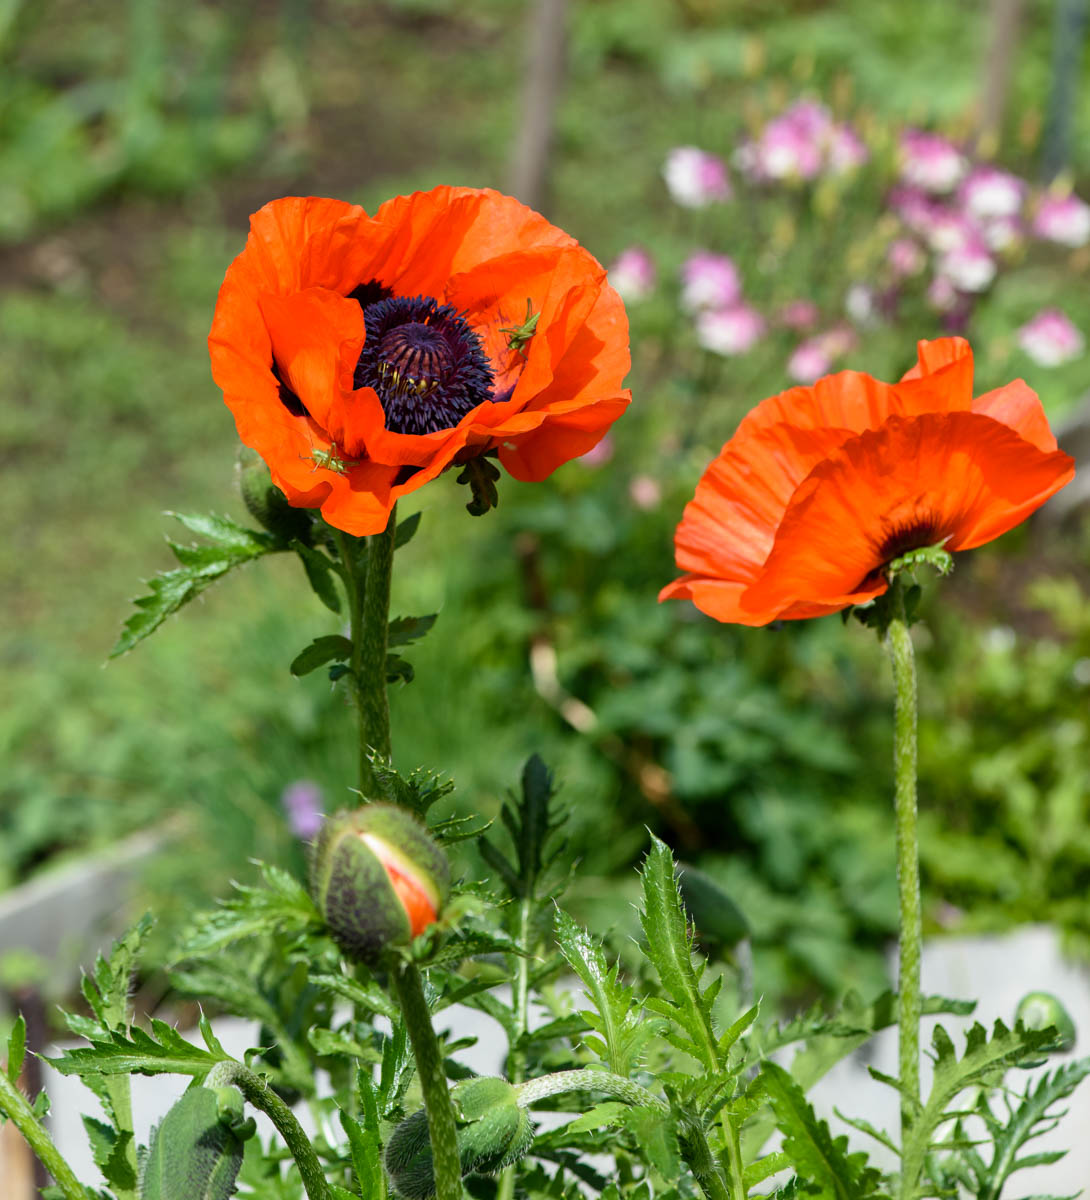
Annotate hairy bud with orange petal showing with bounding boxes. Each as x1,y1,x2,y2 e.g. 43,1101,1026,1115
310,805,450,964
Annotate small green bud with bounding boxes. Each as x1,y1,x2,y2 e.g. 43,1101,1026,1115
138,1084,255,1200
1016,991,1077,1052
237,447,314,543
385,1077,534,1200
310,805,450,964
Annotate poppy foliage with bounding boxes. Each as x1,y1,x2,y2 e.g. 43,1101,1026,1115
661,338,1075,625
209,188,631,535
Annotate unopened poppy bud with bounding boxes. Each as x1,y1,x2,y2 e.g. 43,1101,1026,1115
385,1077,534,1200
311,805,450,964
138,1084,255,1200
1016,991,1077,1052
237,447,314,543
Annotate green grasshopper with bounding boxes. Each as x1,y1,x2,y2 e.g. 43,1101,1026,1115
303,445,360,475
500,299,540,359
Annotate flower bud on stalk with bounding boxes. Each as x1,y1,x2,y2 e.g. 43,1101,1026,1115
138,1084,256,1200
237,447,314,543
311,805,450,964
1016,991,1077,1052
385,1077,534,1200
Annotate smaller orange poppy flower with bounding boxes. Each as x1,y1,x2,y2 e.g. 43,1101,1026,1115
660,338,1075,626
209,188,631,535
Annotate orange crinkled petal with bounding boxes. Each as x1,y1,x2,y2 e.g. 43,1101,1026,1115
740,411,1075,618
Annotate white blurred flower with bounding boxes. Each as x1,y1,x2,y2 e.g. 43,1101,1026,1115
899,129,966,194
1032,192,1090,247
696,305,765,355
680,252,741,310
958,165,1025,220
846,282,878,324
936,239,995,292
663,146,731,207
1017,308,1084,367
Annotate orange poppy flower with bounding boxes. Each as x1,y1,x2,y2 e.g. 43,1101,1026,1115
660,338,1075,625
209,188,631,535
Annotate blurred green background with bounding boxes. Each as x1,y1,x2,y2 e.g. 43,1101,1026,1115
3,0,1090,1008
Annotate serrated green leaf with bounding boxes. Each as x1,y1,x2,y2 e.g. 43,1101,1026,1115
971,1056,1090,1200
307,1026,381,1061
112,517,282,656
293,541,343,614
623,1106,681,1183
290,635,353,677
307,973,398,1022
565,1102,630,1134
387,613,438,648
6,1015,26,1083
167,512,280,550
176,863,321,955
386,653,415,684
394,511,422,549
638,836,720,1071
49,1023,230,1079
761,1062,887,1199
554,908,657,1077
83,1115,138,1192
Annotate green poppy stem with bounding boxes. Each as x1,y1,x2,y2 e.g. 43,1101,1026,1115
335,505,396,797
885,593,922,1172
389,960,464,1200
0,1069,87,1200
204,1061,331,1200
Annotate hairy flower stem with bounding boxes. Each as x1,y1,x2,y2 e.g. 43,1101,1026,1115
514,1073,730,1200
334,505,396,797
497,897,535,1200
885,596,922,1188
390,960,464,1200
205,1061,331,1200
0,1069,87,1200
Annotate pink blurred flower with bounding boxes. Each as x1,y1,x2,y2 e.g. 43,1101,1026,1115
577,434,614,468
936,238,995,292
776,299,821,330
663,146,731,207
787,339,832,383
1017,309,1084,366
887,237,926,278
281,780,324,840
899,129,966,194
680,252,742,311
957,165,1025,220
629,475,662,510
826,124,868,173
923,208,977,253
1032,192,1090,247
888,185,939,234
926,274,959,312
608,246,656,302
819,323,858,357
696,304,765,355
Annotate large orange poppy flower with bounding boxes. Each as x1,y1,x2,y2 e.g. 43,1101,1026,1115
209,188,631,535
660,338,1074,625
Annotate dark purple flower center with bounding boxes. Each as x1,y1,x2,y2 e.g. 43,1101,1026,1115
354,295,495,435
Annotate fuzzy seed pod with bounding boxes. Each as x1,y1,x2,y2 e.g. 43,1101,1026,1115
310,805,450,965
138,1084,256,1200
385,1077,535,1200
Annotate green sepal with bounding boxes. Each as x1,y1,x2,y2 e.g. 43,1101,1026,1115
137,1084,253,1200
237,448,315,545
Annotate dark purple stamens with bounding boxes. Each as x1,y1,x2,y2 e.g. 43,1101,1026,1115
354,296,494,435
